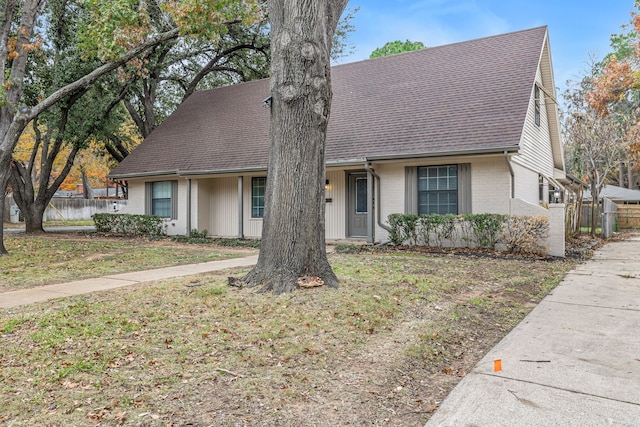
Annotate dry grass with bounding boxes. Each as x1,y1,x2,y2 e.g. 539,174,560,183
0,233,255,292
0,242,577,426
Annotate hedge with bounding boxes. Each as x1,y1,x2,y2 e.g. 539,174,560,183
92,213,167,236
387,213,549,255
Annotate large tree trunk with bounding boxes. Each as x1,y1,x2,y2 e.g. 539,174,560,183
243,0,348,294
23,201,46,234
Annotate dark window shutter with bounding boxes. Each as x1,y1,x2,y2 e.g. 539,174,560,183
171,180,178,220
145,182,152,215
405,166,418,214
458,163,472,214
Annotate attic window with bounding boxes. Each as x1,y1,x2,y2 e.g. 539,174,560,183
534,85,541,126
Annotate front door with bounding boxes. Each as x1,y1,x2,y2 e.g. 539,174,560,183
348,172,368,237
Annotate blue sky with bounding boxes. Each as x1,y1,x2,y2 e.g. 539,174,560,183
340,0,636,94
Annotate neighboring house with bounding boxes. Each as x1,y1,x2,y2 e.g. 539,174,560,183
584,185,640,230
584,185,640,205
109,26,568,255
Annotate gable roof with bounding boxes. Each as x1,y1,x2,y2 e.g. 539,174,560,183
110,26,549,179
584,185,640,202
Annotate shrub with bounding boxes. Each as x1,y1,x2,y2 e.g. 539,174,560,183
387,213,408,245
462,213,508,248
92,213,166,236
386,212,548,255
190,229,208,238
501,215,549,254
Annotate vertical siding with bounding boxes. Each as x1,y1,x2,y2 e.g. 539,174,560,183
325,169,346,239
206,177,238,237
195,180,211,233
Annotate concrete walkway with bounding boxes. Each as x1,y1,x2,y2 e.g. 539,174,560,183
0,254,258,309
426,234,640,426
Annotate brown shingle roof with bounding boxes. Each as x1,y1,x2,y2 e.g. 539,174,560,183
110,26,548,178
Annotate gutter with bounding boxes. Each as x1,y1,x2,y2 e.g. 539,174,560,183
108,169,180,180
365,146,519,162
504,151,515,199
364,162,392,235
186,178,192,234
109,147,520,180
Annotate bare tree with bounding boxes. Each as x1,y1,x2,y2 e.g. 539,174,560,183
243,0,349,294
564,86,625,236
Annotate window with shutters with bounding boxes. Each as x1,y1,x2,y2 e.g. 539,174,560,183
417,165,458,215
145,181,178,219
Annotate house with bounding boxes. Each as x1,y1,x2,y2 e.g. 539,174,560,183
584,185,640,230
109,26,568,255
584,185,640,205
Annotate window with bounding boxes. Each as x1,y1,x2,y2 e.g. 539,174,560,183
355,177,368,214
418,165,458,215
534,85,541,126
251,177,266,218
145,180,177,219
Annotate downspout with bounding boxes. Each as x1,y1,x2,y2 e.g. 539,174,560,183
504,151,515,199
186,178,192,235
364,162,393,237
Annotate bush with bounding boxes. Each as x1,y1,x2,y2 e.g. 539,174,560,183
92,213,166,236
462,213,508,248
501,215,549,254
190,229,208,238
386,212,548,255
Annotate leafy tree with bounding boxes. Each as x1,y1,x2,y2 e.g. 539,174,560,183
370,39,425,59
0,0,262,255
242,0,349,294
584,1,640,188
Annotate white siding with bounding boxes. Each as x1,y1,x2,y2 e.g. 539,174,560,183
516,67,554,178
325,169,346,240
201,177,238,237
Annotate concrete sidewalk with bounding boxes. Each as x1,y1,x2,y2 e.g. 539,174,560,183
426,234,640,426
0,254,258,309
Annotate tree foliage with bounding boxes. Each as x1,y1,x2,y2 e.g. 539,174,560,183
370,39,425,59
0,0,262,254
584,1,640,158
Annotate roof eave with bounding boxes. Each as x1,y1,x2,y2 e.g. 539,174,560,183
363,146,520,162
108,170,180,180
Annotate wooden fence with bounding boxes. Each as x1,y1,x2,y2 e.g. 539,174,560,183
4,196,127,222
617,205,640,229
